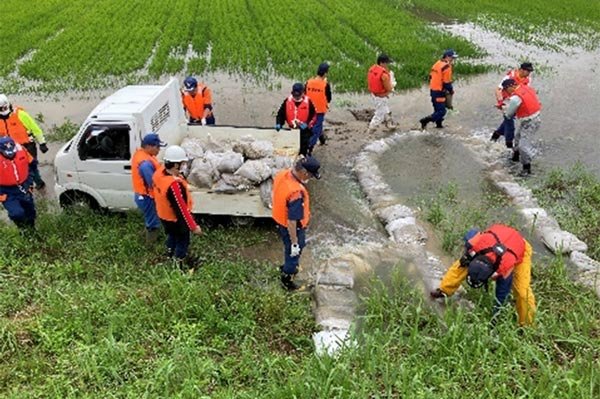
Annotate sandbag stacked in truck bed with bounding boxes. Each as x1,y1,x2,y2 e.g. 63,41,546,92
183,135,296,204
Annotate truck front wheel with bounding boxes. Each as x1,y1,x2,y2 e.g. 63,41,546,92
59,190,101,211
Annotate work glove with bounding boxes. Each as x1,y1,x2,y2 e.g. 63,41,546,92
290,243,301,257
39,143,49,153
430,288,447,299
275,124,281,132
201,118,207,126
299,122,308,130
495,100,504,110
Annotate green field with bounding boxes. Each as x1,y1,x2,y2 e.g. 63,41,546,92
1,0,599,93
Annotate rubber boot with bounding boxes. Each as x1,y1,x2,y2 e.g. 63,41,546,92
419,116,432,130
319,134,327,145
435,120,444,129
280,272,300,291
490,131,501,142
511,150,520,162
518,163,532,177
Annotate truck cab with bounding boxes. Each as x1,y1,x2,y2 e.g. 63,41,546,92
54,78,297,217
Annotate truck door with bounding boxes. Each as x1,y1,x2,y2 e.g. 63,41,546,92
74,123,135,210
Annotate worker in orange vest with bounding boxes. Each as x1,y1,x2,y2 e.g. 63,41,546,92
431,224,536,326
501,79,542,177
0,137,36,229
152,145,203,271
305,62,332,151
420,49,458,129
491,62,534,158
272,156,321,290
181,76,215,125
275,83,317,156
131,133,166,244
367,54,396,133
0,94,48,189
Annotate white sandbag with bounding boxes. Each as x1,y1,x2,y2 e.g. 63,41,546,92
180,137,204,158
221,173,252,190
259,178,273,209
217,151,244,174
202,134,227,153
232,136,274,159
235,159,272,183
188,158,217,188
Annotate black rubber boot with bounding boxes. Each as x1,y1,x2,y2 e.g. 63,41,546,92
511,151,520,162
490,131,501,142
319,134,327,145
435,120,444,129
505,140,513,148
280,272,300,291
419,117,432,130
518,163,532,177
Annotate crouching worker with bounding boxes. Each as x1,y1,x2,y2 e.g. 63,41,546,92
0,137,36,229
272,156,321,291
430,224,536,326
152,145,202,271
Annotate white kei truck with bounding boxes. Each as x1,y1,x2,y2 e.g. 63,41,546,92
53,78,298,218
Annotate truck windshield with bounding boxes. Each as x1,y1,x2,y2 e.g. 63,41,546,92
78,124,131,161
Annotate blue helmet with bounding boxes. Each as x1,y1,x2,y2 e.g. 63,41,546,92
183,76,198,91
0,136,17,159
463,228,480,244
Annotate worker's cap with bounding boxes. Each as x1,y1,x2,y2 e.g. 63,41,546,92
0,136,17,159
442,49,459,59
141,133,167,147
317,62,330,75
466,256,495,288
377,53,392,64
520,62,534,72
463,228,480,244
299,156,321,179
183,76,198,91
291,82,305,96
501,78,517,89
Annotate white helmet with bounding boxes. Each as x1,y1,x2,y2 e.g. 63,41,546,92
163,145,188,163
0,94,10,116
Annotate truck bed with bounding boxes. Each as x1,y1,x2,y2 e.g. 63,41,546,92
183,125,299,217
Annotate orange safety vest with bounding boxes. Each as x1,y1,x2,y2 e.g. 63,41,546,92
507,69,531,87
152,167,193,222
305,77,328,113
513,85,541,118
0,146,31,186
285,95,312,128
0,107,31,145
131,148,161,197
467,224,525,278
367,64,389,96
272,169,310,228
429,60,453,91
182,85,213,120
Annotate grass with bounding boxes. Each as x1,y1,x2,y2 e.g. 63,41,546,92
531,163,600,260
2,204,598,397
45,119,79,142
0,205,315,398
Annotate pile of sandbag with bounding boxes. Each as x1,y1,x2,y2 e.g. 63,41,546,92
181,135,294,208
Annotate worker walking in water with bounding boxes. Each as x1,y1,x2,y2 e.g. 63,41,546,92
420,49,458,130
491,62,534,158
430,224,536,326
367,54,396,133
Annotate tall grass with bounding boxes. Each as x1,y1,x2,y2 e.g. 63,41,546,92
532,163,600,260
